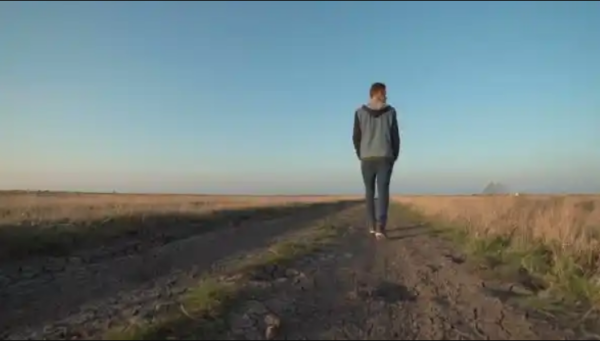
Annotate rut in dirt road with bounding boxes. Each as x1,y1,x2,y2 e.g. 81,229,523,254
226,205,576,340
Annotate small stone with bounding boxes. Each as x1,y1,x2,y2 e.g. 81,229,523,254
346,290,359,300
69,257,83,265
285,268,300,277
265,325,278,340
264,313,281,328
219,274,236,282
537,290,551,299
244,300,268,317
264,314,281,340
0,274,10,286
293,274,310,286
248,280,272,289
230,312,257,331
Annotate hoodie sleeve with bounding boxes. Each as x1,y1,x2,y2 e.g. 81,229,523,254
352,111,361,159
391,111,400,161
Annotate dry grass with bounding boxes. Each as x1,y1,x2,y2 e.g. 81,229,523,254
395,195,600,308
0,192,358,225
0,192,359,262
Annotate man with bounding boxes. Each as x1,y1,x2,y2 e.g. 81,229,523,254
352,82,400,240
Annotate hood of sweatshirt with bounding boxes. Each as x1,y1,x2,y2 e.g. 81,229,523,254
362,100,392,118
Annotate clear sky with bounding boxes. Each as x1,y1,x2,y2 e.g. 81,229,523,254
2,1,599,195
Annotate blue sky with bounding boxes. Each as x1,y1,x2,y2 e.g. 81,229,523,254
1,1,599,194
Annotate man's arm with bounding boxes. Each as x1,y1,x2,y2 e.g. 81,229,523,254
352,111,362,159
391,111,400,162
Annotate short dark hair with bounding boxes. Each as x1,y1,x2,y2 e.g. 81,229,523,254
369,82,386,97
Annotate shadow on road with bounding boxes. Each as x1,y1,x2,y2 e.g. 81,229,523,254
0,200,361,263
387,223,438,241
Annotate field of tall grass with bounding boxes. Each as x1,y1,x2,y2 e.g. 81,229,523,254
0,192,357,225
395,195,600,309
0,192,358,262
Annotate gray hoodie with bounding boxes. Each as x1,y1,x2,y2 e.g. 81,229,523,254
352,103,400,161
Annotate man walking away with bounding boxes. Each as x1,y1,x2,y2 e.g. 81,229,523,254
352,82,400,240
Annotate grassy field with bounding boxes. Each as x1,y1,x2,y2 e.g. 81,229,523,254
0,192,358,262
395,195,600,312
0,192,358,225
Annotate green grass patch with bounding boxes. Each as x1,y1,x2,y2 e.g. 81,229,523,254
105,278,236,340
397,204,600,316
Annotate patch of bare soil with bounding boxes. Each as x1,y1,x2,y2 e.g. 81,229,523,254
222,206,584,340
0,200,359,340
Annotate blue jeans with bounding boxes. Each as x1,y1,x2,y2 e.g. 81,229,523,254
361,158,394,232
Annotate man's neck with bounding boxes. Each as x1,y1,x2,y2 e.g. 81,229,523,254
368,99,387,110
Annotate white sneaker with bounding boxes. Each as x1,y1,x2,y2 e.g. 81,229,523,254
375,232,388,240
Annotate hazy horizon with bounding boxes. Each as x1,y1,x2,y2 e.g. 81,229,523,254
2,2,599,195
2,170,598,195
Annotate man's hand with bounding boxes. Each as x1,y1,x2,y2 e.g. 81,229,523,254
352,111,362,160
391,111,400,162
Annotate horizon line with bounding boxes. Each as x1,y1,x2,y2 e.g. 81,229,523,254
2,189,598,197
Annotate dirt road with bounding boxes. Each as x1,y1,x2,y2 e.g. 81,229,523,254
221,204,579,340
0,201,582,340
